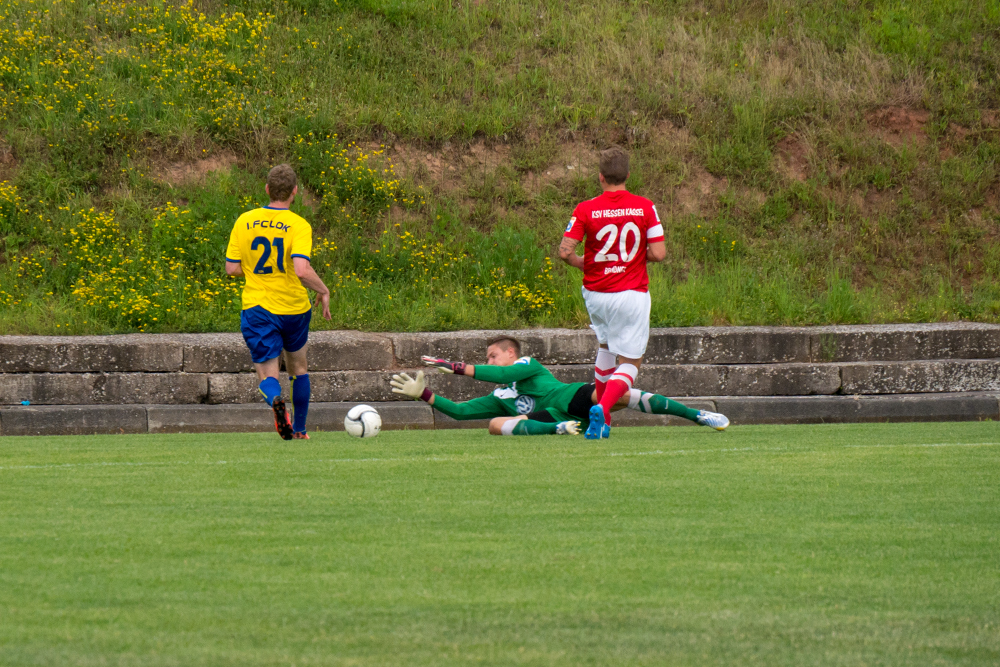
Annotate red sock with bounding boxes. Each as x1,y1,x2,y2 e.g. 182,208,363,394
599,363,638,424
593,348,616,402
595,368,614,402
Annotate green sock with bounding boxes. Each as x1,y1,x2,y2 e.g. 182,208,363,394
633,392,701,422
510,420,559,436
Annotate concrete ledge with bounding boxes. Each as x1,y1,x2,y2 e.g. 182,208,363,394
841,360,1000,394
0,335,184,373
432,411,493,430
644,327,812,364
0,405,148,436
180,331,395,373
715,393,1000,424
207,364,843,404
2,324,1000,376
13,359,1000,406
0,373,209,405
1,395,996,435
306,402,434,431
392,323,1000,366
308,331,396,371
179,333,252,374
147,404,272,433
205,369,498,404
147,402,434,434
612,400,718,427
390,329,596,367
808,323,1000,362
544,364,841,397
206,370,430,404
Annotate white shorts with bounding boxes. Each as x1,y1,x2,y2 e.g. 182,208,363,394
581,287,651,359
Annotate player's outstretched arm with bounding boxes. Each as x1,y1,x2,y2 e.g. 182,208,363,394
421,356,474,376
292,256,331,320
390,372,509,420
421,356,540,384
470,360,540,384
558,237,584,270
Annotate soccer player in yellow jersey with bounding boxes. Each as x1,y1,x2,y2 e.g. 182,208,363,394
225,164,331,440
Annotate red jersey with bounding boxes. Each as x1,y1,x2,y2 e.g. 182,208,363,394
564,190,664,293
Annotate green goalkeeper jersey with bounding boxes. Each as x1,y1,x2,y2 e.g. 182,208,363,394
430,357,588,422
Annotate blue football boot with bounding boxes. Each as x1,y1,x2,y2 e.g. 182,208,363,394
585,405,607,440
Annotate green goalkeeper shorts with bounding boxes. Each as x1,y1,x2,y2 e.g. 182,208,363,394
526,383,595,424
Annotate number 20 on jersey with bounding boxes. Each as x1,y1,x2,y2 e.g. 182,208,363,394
594,222,642,262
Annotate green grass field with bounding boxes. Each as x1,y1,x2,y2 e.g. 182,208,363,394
2,422,998,665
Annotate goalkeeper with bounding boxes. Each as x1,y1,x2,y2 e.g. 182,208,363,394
389,336,729,436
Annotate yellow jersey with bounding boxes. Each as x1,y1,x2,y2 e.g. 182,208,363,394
226,206,313,315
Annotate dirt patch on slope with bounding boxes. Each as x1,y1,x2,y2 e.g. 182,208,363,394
642,121,730,216
946,123,971,142
985,183,1000,214
383,125,730,219
388,142,464,192
464,140,512,172
0,136,16,183
940,123,972,159
867,106,930,146
775,134,809,182
669,166,729,216
521,140,597,191
158,151,239,186
388,138,597,194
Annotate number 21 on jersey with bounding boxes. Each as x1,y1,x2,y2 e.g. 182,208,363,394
251,236,285,274
594,222,641,262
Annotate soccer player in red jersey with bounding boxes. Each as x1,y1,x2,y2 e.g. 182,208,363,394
558,146,666,439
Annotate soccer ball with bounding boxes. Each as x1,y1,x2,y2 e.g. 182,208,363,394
344,404,381,438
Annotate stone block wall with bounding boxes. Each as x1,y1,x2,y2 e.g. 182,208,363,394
1,323,999,433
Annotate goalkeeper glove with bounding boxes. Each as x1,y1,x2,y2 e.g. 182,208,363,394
390,371,433,402
421,355,467,375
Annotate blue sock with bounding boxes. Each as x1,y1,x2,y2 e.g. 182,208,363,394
290,374,310,433
258,377,281,406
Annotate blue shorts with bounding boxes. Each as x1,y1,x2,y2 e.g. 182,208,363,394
240,306,312,364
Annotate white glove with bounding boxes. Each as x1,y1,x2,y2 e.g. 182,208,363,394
556,421,581,435
390,371,427,400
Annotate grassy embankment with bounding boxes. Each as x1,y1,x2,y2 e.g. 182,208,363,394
0,0,998,333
